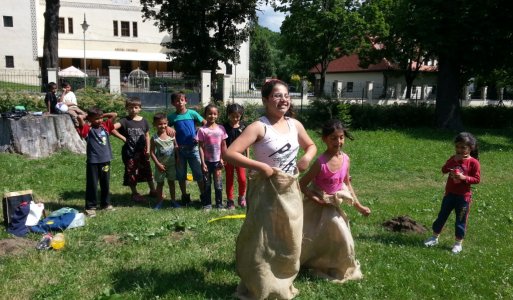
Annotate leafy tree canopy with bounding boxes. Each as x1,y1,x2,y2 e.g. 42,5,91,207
359,0,434,99
279,0,365,95
141,0,258,76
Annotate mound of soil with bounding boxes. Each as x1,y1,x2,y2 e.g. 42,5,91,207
382,215,427,234
0,237,35,257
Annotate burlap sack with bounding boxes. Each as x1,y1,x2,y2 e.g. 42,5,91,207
300,183,363,283
235,168,303,300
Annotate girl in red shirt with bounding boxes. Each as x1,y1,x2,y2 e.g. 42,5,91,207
424,132,481,254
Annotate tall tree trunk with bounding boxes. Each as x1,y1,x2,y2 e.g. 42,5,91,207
435,53,463,130
41,0,60,90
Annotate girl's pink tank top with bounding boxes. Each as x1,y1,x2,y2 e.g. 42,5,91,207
313,153,349,195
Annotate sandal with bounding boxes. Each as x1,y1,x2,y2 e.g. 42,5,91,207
132,193,147,203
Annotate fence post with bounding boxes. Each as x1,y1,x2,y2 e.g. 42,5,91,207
201,70,211,107
47,68,58,86
395,83,402,100
333,81,343,99
481,86,488,105
366,81,374,104
421,84,428,101
109,66,121,94
301,79,309,113
223,75,232,103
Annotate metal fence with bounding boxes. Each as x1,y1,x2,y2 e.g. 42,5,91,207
0,69,42,92
323,81,385,99
120,72,201,94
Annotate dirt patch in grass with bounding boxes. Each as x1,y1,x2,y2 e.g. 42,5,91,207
169,231,185,240
0,237,35,257
382,215,427,234
102,234,122,245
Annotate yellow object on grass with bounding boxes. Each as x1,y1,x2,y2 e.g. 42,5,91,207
208,214,246,223
51,233,65,250
186,173,193,181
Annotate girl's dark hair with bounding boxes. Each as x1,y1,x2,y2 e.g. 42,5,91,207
321,119,353,140
261,79,288,98
454,132,479,159
226,103,244,116
153,113,167,123
203,103,218,116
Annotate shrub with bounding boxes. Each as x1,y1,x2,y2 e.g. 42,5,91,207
0,90,46,112
302,97,344,129
75,87,127,116
461,105,513,128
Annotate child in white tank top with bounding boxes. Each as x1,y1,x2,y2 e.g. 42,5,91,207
224,79,317,300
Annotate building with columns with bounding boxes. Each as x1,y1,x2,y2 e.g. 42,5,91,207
0,0,249,78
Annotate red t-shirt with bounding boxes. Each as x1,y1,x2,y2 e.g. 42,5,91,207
442,155,480,201
77,119,114,138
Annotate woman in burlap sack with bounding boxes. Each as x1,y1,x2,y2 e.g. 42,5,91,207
299,119,371,283
224,79,316,300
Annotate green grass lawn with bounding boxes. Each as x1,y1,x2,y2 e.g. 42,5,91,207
0,81,41,92
1,127,512,299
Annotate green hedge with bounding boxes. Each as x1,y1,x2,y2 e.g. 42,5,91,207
302,98,513,129
0,90,46,112
0,88,126,115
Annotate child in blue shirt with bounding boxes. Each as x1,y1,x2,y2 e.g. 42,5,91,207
167,92,206,205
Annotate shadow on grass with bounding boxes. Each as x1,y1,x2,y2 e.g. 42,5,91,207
111,259,236,298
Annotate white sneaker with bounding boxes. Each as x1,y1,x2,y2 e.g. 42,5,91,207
451,243,463,254
424,236,439,247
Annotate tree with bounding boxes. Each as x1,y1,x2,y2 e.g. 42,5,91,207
279,0,365,96
249,24,276,80
41,0,60,90
140,0,258,78
408,0,513,129
359,0,433,99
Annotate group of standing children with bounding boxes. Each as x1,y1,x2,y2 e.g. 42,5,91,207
78,93,249,216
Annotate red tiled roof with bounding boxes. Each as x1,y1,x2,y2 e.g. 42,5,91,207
310,54,437,73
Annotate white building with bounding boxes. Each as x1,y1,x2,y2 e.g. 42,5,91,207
0,0,249,78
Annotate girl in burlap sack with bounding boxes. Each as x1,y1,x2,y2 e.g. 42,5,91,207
299,119,371,283
224,79,317,300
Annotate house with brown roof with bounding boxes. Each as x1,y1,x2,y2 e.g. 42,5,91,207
310,54,438,100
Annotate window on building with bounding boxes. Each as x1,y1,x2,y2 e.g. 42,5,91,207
5,56,14,68
121,21,130,37
225,63,233,75
58,18,65,33
346,82,353,93
113,21,118,36
132,22,138,37
68,18,73,34
3,16,13,27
